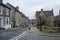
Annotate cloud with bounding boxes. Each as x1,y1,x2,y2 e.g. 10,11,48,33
3,0,60,19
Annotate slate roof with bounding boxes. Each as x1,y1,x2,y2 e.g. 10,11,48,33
6,3,27,18
36,10,53,17
43,11,53,16
21,14,28,18
21,14,25,17
6,3,22,14
0,3,11,9
36,11,41,16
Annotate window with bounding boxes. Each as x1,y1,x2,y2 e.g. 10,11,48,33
6,8,9,15
6,18,8,24
7,18,8,24
0,18,1,27
0,6,1,13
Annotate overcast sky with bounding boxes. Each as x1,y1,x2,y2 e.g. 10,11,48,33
3,0,60,19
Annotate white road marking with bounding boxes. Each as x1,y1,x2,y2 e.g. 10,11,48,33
10,31,27,40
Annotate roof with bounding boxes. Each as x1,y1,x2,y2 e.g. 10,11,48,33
43,11,53,16
6,3,22,14
21,14,26,18
36,11,41,16
36,10,53,17
0,3,11,9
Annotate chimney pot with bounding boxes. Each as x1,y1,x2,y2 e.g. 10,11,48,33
41,9,43,11
16,6,19,10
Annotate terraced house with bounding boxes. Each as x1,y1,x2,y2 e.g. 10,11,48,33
6,3,17,27
0,0,30,29
6,3,29,27
20,14,28,26
6,3,23,27
0,0,11,29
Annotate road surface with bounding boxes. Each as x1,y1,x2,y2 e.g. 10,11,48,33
0,27,28,40
18,33,60,40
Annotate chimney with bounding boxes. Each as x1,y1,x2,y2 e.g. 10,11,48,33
41,9,43,11
16,6,19,10
0,0,3,3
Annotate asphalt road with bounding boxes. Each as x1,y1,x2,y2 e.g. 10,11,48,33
18,33,60,40
0,27,28,40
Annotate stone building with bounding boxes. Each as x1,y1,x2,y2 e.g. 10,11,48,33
15,8,22,27
20,14,29,26
36,9,54,27
0,0,11,29
6,3,16,27
6,3,30,27
6,3,25,27
0,0,30,29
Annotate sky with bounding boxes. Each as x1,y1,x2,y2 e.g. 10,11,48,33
3,0,60,19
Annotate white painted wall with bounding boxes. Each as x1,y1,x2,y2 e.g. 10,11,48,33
4,17,11,29
0,17,11,29
0,17,4,27
0,5,11,29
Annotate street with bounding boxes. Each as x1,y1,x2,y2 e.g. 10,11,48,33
0,27,28,40
18,27,60,40
18,33,60,40
0,26,60,40
0,0,60,40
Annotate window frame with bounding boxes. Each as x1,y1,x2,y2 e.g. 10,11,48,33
0,5,2,14
6,8,9,15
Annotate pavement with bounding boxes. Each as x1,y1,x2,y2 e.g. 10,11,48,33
0,27,22,33
27,27,60,37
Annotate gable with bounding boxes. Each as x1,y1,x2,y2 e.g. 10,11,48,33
39,11,45,17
